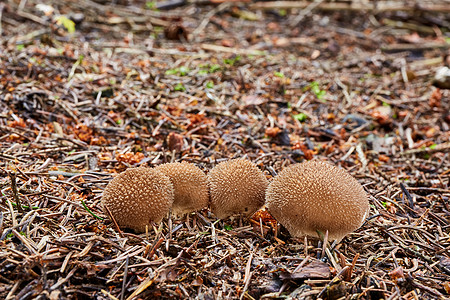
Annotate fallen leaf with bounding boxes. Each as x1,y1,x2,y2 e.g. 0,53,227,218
265,127,281,138
167,132,184,152
280,260,331,280
243,95,266,106
429,88,441,108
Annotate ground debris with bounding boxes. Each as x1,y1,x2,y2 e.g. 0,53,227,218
0,0,449,299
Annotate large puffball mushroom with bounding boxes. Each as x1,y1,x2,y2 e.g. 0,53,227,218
265,160,369,241
208,159,268,219
155,162,209,215
101,167,174,232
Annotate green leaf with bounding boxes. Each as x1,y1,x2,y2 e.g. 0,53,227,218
274,71,284,78
224,55,241,66
165,67,189,76
224,224,233,231
145,1,158,10
55,15,76,33
206,81,214,89
307,81,326,100
293,113,308,122
429,143,437,149
209,64,221,73
174,83,185,91
16,44,25,51
165,68,178,75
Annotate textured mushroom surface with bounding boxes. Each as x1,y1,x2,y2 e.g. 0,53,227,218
266,160,369,241
155,162,209,215
208,159,268,219
101,167,174,232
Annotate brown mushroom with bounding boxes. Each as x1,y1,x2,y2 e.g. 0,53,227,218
101,167,174,232
208,159,268,219
155,162,209,215
265,160,369,241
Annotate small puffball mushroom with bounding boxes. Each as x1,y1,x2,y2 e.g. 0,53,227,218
208,159,268,219
265,160,369,241
155,162,209,215
101,167,174,232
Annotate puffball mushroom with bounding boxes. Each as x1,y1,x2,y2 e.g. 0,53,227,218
265,160,369,241
101,167,174,232
208,159,268,219
155,162,209,215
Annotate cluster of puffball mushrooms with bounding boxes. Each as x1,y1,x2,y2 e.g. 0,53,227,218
101,159,370,241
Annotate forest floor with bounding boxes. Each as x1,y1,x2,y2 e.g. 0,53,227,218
0,0,449,299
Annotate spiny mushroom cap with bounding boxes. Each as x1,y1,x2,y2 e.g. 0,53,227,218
208,159,268,219
101,167,174,232
265,160,369,241
155,162,209,215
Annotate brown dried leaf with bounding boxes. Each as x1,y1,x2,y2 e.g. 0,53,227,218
192,276,203,286
164,23,188,41
167,132,184,152
280,260,331,280
243,95,266,106
265,127,281,138
429,88,441,108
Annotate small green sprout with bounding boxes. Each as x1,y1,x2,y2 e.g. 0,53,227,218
224,55,241,66
165,66,189,76
293,113,308,122
174,83,186,91
224,224,233,231
145,1,157,10
309,81,326,100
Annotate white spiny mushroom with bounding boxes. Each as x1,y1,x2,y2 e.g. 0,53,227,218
101,167,174,232
265,160,369,241
208,159,268,219
155,162,209,215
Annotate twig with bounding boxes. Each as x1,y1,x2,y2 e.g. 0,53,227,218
399,183,415,211
290,0,324,27
316,266,349,299
0,3,4,36
121,256,129,300
400,142,450,156
148,237,164,260
192,2,231,40
249,1,450,13
241,252,254,299
382,43,450,52
9,171,22,213
104,205,124,238
201,43,266,56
